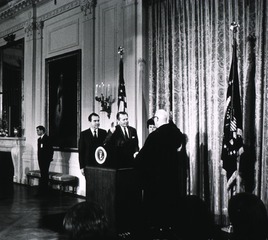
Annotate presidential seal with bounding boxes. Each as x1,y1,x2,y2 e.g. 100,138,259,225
95,146,107,164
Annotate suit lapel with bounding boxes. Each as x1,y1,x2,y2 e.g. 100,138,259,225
126,126,131,139
38,137,41,148
88,129,94,143
116,126,124,139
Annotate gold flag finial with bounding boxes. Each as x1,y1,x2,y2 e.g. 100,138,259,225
118,46,124,58
230,22,240,33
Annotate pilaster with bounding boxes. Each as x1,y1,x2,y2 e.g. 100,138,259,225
23,9,42,146
80,0,97,130
135,0,147,145
34,19,44,127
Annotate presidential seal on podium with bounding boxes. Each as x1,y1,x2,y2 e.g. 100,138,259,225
95,146,107,164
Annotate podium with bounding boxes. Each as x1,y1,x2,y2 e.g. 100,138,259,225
85,166,142,236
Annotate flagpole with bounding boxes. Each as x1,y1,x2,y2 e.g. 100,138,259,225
230,22,239,125
117,46,127,112
230,22,241,195
221,21,244,232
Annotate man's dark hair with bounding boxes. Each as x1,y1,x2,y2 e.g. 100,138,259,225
116,111,128,120
36,125,46,132
88,113,99,122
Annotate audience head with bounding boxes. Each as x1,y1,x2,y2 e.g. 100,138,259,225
153,109,169,128
147,117,156,134
88,113,100,130
116,111,129,127
176,195,213,240
228,192,268,240
63,201,109,240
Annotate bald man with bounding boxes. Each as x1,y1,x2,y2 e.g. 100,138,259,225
135,109,186,233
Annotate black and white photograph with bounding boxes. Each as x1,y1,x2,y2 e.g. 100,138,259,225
0,0,268,240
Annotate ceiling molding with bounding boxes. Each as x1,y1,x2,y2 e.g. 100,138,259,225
0,0,48,21
0,0,80,38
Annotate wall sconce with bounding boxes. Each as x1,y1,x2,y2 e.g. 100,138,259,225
95,82,114,118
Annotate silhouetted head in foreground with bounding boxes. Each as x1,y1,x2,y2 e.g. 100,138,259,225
176,195,213,240
63,201,109,240
228,192,268,240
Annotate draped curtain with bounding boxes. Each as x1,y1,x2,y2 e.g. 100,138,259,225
146,0,268,224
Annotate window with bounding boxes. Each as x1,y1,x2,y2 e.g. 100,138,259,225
0,39,23,137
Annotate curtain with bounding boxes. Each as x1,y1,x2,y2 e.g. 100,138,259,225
146,0,268,225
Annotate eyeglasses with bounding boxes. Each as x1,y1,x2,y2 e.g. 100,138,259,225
153,116,159,121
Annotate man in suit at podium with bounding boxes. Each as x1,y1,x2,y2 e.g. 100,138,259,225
105,111,139,168
36,125,54,195
78,113,107,176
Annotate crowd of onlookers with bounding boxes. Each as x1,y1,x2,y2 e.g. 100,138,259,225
62,192,268,240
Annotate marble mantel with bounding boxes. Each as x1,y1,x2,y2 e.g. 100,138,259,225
0,137,26,152
0,137,26,183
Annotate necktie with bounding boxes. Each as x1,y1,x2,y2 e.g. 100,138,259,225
124,127,129,139
94,130,97,138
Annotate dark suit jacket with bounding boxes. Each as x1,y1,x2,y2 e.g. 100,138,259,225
104,125,139,168
37,134,54,163
78,128,107,168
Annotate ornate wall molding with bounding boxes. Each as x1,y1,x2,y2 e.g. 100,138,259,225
0,22,25,38
80,0,96,16
0,0,47,21
24,18,44,38
0,0,80,39
24,19,34,37
0,0,82,23
38,0,80,22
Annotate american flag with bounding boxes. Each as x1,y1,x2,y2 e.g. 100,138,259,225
118,56,127,111
221,41,244,189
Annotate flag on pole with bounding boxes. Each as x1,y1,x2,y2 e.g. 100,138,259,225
221,40,244,189
118,56,127,112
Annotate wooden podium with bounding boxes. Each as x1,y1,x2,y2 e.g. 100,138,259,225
85,166,142,236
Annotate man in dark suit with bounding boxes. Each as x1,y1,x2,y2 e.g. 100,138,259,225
105,111,139,168
134,109,186,233
36,125,54,194
78,113,107,175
